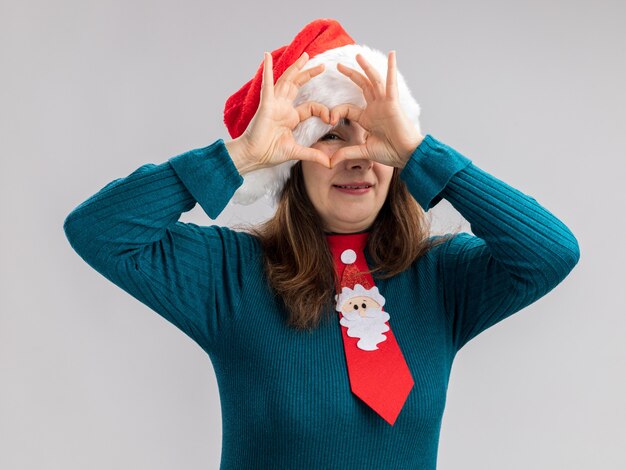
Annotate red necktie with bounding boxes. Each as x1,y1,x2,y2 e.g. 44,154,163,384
326,232,414,426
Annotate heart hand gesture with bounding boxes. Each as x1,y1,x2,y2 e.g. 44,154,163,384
329,51,424,169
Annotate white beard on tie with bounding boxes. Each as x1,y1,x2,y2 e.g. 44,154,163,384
340,307,390,351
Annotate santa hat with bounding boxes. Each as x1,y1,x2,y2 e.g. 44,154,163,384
224,18,422,205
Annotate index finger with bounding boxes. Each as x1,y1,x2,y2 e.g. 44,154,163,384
329,103,364,127
295,101,331,124
336,63,375,102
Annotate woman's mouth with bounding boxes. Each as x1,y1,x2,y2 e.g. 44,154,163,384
332,183,373,195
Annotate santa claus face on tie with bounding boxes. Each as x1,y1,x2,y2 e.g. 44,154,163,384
336,284,390,351
341,295,382,317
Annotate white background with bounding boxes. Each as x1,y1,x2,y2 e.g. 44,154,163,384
1,0,624,468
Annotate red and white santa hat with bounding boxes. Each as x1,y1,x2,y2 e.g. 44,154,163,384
224,18,422,205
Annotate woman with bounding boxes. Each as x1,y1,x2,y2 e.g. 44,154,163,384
64,19,580,470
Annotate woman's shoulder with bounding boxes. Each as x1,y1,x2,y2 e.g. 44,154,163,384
174,221,263,261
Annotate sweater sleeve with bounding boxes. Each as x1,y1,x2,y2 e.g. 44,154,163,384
401,134,581,352
63,139,256,355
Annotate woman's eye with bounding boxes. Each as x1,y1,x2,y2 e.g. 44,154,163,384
319,133,341,141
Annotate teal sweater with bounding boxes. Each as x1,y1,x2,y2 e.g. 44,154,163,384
63,135,580,469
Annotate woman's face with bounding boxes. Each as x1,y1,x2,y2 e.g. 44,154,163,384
302,119,395,233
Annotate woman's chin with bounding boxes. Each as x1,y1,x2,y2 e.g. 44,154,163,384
323,214,377,234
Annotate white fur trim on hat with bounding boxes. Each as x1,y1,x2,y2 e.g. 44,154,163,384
231,44,421,206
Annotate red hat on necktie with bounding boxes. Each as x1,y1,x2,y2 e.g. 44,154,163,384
223,18,422,205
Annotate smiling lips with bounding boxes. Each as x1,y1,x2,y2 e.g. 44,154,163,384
333,182,373,195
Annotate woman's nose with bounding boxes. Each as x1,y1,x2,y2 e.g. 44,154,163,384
345,155,373,170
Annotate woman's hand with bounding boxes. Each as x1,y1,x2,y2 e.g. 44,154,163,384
329,51,424,168
226,52,332,174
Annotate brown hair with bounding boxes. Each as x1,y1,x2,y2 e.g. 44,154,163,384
249,162,455,330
